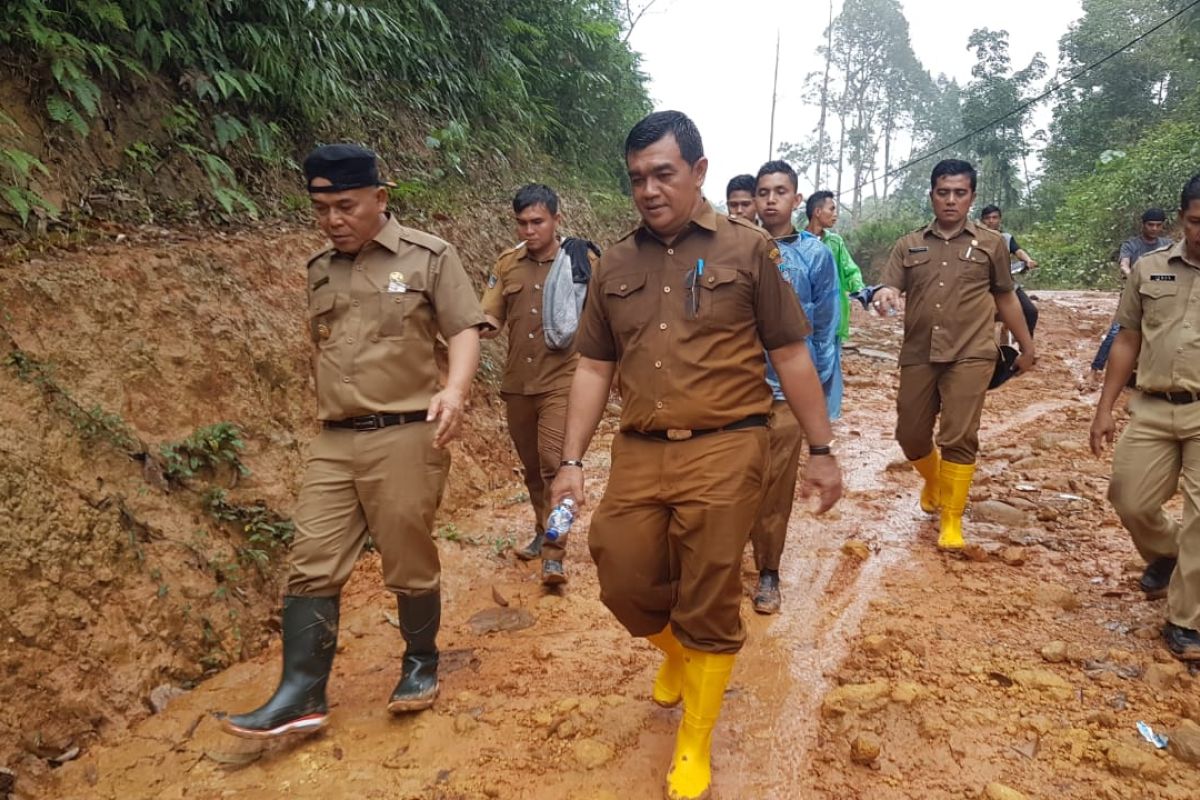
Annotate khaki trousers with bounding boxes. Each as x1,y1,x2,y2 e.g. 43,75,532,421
895,358,995,464
503,390,568,561
749,401,804,572
588,428,769,654
287,422,449,597
1109,393,1200,629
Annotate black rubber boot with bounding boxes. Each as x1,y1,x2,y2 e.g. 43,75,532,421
1163,622,1200,662
387,592,440,713
516,531,545,561
752,570,781,615
1140,557,1177,600
221,595,339,739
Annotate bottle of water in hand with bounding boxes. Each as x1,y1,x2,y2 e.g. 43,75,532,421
545,498,577,543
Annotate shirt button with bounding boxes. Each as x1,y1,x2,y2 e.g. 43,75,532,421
342,376,351,383
933,325,940,330
394,297,403,303
620,283,628,291
355,265,363,271
655,400,664,409
525,357,533,363
941,262,947,266
534,283,541,290
347,337,354,344
655,360,663,368
528,332,536,339
935,304,941,309
352,300,360,307
938,282,945,287
531,308,538,314
667,248,675,255
663,286,672,294
659,323,667,330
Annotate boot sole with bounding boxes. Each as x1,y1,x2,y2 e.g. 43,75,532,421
652,695,681,708
387,686,439,714
542,572,568,586
752,602,780,615
220,712,328,739
515,550,539,561
1143,588,1168,600
1167,647,1200,662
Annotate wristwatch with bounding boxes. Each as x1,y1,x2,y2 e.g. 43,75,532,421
559,459,584,468
808,444,834,457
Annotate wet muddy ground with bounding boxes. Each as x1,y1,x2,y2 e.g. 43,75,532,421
41,291,1200,800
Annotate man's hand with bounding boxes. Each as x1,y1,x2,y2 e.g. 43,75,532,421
798,454,843,514
1090,407,1117,457
1025,257,1038,269
872,286,903,316
427,387,466,448
1014,348,1038,374
549,466,584,509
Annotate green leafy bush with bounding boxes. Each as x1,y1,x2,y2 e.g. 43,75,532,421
160,422,250,484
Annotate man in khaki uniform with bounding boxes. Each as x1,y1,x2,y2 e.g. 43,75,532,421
549,111,843,800
481,184,598,585
874,159,1036,551
222,144,484,738
1091,174,1200,661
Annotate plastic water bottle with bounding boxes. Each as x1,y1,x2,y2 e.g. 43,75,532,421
545,498,577,543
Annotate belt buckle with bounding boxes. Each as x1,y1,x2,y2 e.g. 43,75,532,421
353,415,381,431
666,428,693,441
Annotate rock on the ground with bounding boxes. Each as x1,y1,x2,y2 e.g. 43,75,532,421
148,684,188,714
1041,641,1068,663
822,681,891,717
1144,661,1185,691
1010,669,1074,700
1000,546,1027,566
972,500,1027,527
573,739,614,770
1105,743,1168,780
1167,719,1200,764
842,540,870,560
862,635,894,657
984,783,1028,800
850,732,880,765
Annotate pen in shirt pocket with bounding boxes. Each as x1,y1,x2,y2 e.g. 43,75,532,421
697,258,705,277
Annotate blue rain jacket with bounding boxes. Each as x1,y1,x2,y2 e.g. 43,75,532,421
765,229,843,419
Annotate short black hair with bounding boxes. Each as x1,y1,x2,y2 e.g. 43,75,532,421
980,204,1002,218
513,183,559,215
806,190,835,220
1182,174,1200,212
756,160,798,192
1142,207,1167,223
726,174,755,199
625,110,704,166
930,159,977,192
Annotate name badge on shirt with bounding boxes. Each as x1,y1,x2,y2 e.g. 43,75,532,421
387,271,409,293
907,247,929,253
1149,274,1176,282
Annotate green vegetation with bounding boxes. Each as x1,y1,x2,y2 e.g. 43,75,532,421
203,487,296,571
160,422,250,485
0,0,650,224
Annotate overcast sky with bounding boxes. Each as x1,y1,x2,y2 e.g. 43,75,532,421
626,0,1085,202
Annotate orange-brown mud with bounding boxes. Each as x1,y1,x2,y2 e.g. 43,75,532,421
26,289,1200,800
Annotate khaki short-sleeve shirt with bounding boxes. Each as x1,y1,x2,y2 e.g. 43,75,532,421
880,221,1014,366
1116,241,1200,393
306,216,485,420
575,202,811,432
480,244,597,395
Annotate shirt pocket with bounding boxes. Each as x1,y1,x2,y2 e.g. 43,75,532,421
956,247,991,290
602,272,648,335
1138,281,1179,328
696,265,748,325
378,291,420,339
308,290,337,346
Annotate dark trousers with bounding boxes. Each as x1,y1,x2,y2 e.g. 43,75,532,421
1016,286,1038,337
1092,322,1121,372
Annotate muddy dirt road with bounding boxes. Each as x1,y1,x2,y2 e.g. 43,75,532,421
43,292,1200,800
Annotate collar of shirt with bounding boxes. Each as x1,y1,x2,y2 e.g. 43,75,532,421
358,214,404,256
1168,239,1200,270
636,200,718,246
922,218,979,241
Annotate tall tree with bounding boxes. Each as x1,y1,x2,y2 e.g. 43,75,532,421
960,28,1045,209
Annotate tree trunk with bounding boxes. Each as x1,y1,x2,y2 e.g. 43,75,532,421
814,0,834,189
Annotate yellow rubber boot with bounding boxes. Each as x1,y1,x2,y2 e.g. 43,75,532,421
646,625,684,708
910,450,941,514
665,648,735,800
938,460,976,551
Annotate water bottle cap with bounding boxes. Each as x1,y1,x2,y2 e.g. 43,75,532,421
562,497,576,508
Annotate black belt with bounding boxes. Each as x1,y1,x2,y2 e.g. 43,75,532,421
635,414,769,442
323,411,427,431
1146,391,1200,405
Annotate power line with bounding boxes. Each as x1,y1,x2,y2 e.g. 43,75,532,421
843,0,1200,197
